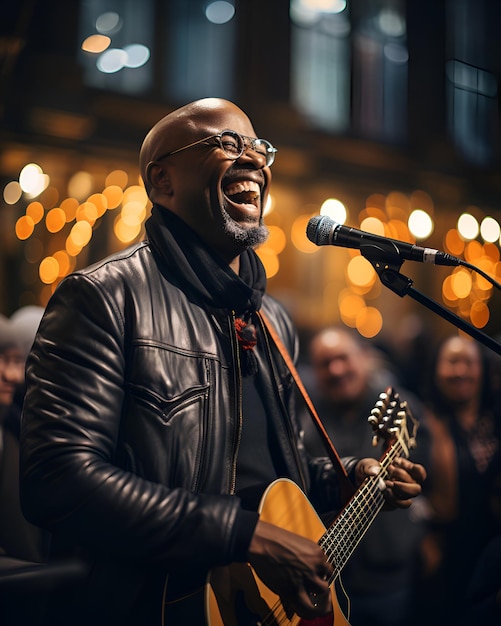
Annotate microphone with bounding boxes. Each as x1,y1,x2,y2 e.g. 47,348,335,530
306,215,462,267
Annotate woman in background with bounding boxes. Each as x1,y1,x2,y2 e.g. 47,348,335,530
417,335,501,626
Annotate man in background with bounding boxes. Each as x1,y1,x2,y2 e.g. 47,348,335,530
301,325,430,626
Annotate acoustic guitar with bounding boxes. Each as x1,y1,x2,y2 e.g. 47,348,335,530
163,387,418,626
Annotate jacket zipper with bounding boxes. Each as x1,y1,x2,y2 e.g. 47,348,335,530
229,310,243,495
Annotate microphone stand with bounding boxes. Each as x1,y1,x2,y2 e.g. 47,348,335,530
360,241,501,356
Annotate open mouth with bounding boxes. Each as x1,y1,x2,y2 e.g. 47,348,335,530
223,180,261,209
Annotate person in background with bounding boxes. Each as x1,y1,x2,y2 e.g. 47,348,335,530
417,334,501,626
0,306,50,626
0,306,46,562
301,325,430,626
19,98,426,626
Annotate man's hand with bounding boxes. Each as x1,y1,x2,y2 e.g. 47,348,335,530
247,520,333,619
355,457,427,509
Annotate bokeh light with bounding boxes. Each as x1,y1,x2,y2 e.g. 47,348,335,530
320,198,347,224
480,216,500,243
408,209,433,239
457,213,479,240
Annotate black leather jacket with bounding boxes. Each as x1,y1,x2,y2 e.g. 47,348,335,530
20,220,346,624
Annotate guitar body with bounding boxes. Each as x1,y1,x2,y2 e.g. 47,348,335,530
162,388,416,626
207,478,350,626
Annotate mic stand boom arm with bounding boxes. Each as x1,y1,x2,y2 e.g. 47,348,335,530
360,241,501,356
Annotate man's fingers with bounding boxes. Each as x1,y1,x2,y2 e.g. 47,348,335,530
393,457,427,482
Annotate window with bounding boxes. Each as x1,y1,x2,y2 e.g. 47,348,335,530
446,0,498,165
78,0,154,95
290,0,408,142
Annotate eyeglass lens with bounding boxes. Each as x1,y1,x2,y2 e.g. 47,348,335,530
219,131,275,166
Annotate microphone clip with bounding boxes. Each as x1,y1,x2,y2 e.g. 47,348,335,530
360,241,414,298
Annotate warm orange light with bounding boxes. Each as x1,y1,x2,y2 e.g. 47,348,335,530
256,248,279,278
88,193,108,218
122,201,146,226
76,202,98,225
360,217,385,235
339,290,366,326
81,34,111,53
346,255,377,289
65,236,82,257
16,215,35,240
70,221,92,247
444,229,465,256
470,301,489,328
451,268,473,299
105,170,129,189
46,207,66,233
442,276,458,304
53,250,73,277
26,201,44,224
61,197,79,222
360,207,387,222
265,225,287,255
483,242,500,262
114,217,141,243
386,219,411,242
103,185,123,209
356,306,383,338
39,256,59,284
291,214,318,254
464,240,483,263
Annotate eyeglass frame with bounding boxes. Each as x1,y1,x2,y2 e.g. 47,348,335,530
154,130,277,167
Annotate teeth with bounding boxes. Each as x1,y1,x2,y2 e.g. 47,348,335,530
225,180,260,197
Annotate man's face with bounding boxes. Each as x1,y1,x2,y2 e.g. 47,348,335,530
0,346,24,407
435,337,483,405
310,330,370,406
155,101,272,260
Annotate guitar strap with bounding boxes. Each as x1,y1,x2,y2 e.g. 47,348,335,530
258,310,355,502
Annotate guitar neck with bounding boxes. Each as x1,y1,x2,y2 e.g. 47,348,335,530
320,440,405,577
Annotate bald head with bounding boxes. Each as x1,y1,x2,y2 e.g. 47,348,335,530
139,98,254,198
309,327,373,406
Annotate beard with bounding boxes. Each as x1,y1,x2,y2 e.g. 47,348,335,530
221,206,269,249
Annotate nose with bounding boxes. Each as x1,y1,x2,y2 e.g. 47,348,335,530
328,358,346,377
1,359,24,385
236,146,267,169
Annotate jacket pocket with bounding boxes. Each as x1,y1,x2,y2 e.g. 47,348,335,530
124,345,213,491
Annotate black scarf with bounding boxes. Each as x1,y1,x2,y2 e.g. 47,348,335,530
145,205,267,374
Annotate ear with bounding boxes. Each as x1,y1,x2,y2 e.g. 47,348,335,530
145,161,173,196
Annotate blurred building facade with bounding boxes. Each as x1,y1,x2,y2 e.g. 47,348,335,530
1,0,500,355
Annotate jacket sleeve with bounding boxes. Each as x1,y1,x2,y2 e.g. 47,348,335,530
19,273,254,569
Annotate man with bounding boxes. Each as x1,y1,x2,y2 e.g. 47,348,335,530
302,326,430,626
0,315,25,410
1,308,47,563
20,98,425,626
1,308,52,626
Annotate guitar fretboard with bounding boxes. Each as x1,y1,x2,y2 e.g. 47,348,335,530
320,439,405,581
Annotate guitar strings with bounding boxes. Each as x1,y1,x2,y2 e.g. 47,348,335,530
322,440,405,579
255,441,407,626
257,401,411,625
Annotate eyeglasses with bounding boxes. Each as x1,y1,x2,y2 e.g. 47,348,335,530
156,130,277,167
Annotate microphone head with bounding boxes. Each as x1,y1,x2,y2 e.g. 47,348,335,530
306,215,336,245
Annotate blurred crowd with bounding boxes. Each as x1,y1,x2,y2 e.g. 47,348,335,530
1,305,500,625
299,325,501,626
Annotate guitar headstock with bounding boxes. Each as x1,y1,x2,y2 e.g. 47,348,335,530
367,387,418,458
